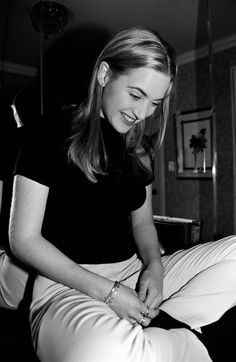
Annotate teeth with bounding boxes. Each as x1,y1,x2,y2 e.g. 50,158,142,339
122,113,135,123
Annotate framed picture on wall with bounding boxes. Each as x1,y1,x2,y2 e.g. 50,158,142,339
175,109,213,178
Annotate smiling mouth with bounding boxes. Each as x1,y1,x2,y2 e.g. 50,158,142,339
121,112,136,126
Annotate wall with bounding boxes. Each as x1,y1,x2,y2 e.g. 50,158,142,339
164,46,236,242
2,46,236,243
0,70,37,99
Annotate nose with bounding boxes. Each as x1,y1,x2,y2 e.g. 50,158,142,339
133,102,150,122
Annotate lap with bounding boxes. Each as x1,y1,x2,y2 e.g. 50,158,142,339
30,249,213,362
32,284,210,362
30,237,236,360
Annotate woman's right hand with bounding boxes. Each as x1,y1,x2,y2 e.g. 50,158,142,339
109,283,158,327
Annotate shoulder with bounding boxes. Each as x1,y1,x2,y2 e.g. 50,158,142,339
22,111,71,151
15,113,71,187
128,153,154,186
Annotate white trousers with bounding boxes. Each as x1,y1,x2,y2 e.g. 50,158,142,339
27,235,236,362
0,249,29,309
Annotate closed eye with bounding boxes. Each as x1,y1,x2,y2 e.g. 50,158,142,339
152,101,162,107
130,93,141,101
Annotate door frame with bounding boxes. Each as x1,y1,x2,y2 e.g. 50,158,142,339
152,143,166,215
231,65,236,233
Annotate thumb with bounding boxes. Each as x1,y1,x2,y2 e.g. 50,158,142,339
138,282,147,302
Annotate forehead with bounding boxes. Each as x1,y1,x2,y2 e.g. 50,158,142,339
117,67,171,99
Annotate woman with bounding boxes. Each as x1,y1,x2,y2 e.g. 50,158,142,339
9,26,236,362
0,90,34,310
0,87,61,310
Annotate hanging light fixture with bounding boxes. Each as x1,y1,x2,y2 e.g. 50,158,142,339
31,1,69,115
31,1,68,39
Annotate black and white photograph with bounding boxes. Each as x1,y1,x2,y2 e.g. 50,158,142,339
1,1,236,362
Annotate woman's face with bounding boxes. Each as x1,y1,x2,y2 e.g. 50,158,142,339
100,65,171,134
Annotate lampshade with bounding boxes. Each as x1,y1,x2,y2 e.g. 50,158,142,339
31,1,68,38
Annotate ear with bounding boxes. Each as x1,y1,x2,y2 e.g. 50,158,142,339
97,61,110,87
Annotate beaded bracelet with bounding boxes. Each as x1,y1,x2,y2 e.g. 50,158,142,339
104,281,120,306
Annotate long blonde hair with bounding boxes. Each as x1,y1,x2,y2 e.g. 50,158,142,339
68,26,177,182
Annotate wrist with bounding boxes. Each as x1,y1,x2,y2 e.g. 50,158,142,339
104,281,120,306
76,265,115,302
146,260,164,274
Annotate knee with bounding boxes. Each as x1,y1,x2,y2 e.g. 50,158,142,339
209,259,236,287
37,324,124,362
220,236,236,259
65,330,128,362
37,305,146,362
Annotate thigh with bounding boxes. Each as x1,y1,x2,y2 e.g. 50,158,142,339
162,235,236,299
34,289,122,362
32,286,211,362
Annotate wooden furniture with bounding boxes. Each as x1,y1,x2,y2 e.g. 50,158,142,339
153,215,202,255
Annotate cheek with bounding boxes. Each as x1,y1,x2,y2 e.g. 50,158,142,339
147,105,157,118
102,86,116,113
101,93,112,117
102,80,128,115
106,96,124,116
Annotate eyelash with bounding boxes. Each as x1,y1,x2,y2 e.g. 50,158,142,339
130,94,140,101
130,94,161,108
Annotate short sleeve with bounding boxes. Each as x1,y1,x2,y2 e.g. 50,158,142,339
0,103,17,181
132,156,155,187
14,121,63,187
0,128,8,181
146,157,155,185
0,125,21,182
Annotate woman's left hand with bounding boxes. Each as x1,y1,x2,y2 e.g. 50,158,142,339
137,263,164,319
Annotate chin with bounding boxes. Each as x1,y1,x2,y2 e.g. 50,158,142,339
115,120,133,134
117,125,132,134
109,117,132,134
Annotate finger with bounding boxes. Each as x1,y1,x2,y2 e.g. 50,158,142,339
145,292,163,311
131,308,151,328
141,305,150,317
129,318,139,327
142,306,159,319
151,306,160,319
137,315,151,328
138,279,149,302
138,286,147,302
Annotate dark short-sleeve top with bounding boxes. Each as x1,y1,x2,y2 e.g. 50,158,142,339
14,117,153,264
0,123,28,255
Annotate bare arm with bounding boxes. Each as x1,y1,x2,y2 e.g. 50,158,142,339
131,184,164,311
9,175,113,300
9,175,151,324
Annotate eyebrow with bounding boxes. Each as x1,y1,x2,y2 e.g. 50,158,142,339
127,86,163,102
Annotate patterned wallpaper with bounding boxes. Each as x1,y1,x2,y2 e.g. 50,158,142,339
164,47,236,243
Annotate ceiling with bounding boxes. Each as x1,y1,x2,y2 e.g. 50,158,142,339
1,0,236,68
1,0,236,103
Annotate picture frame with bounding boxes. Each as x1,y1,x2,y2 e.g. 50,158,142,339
175,109,213,178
